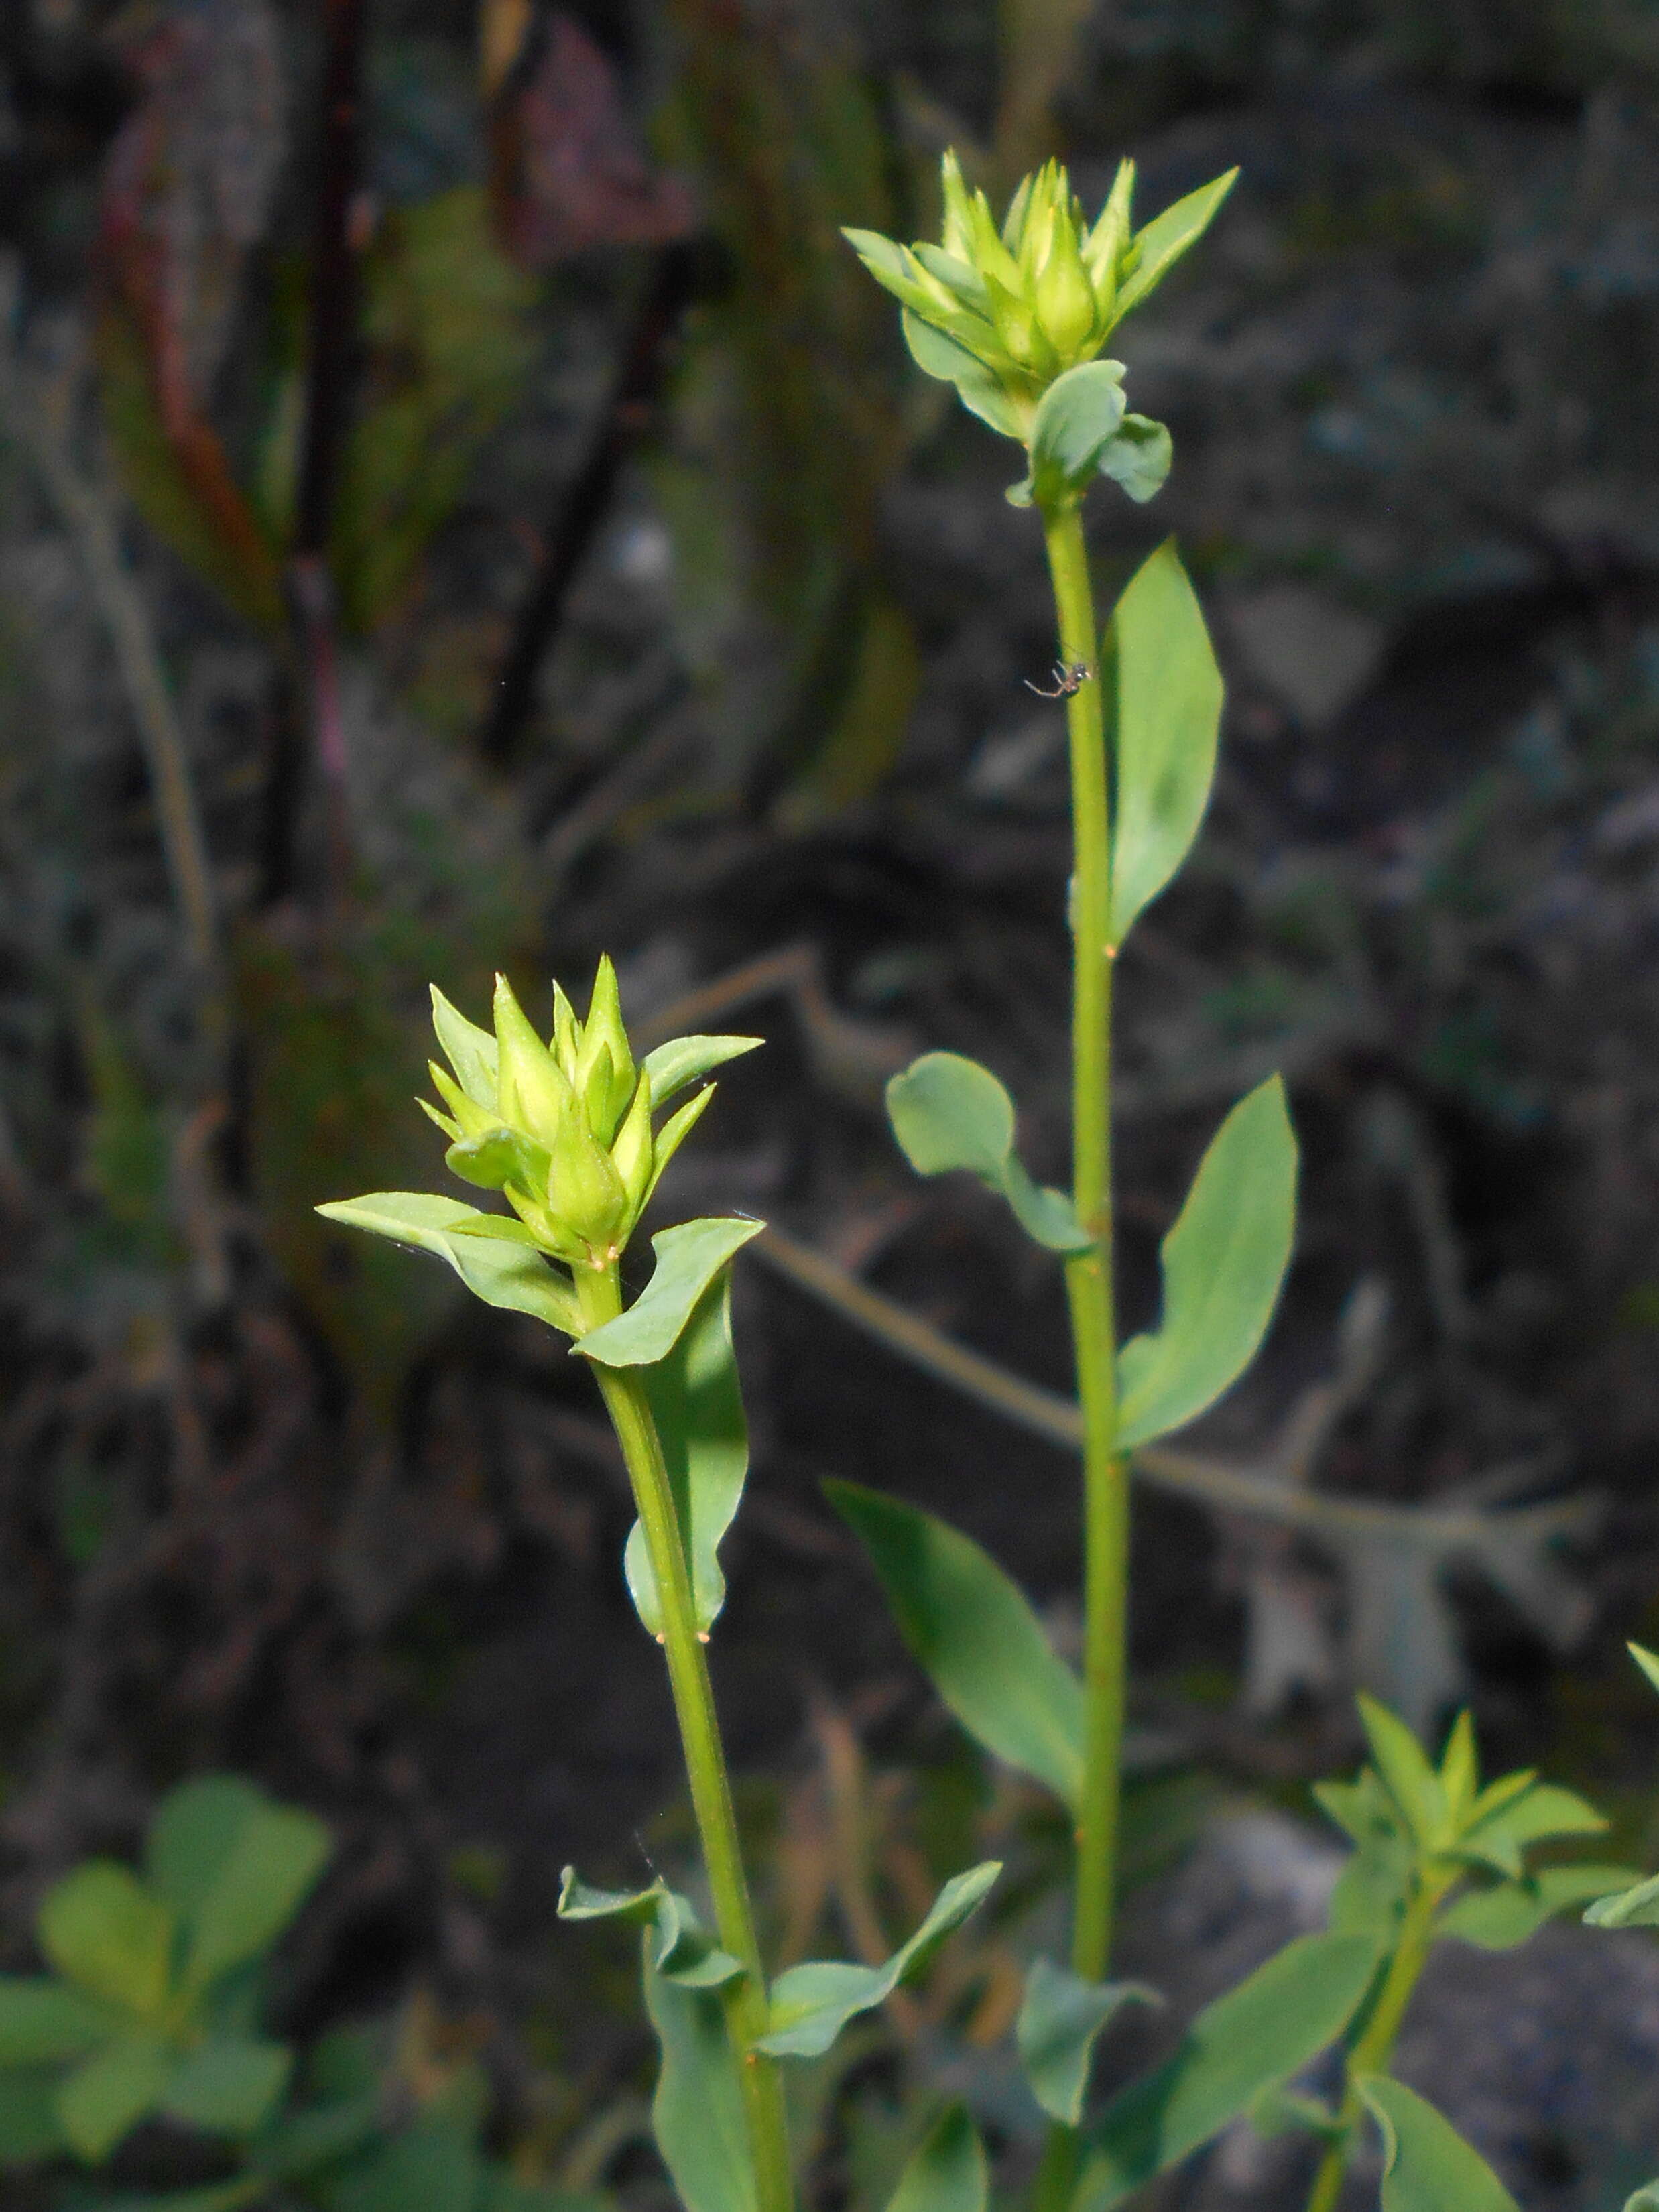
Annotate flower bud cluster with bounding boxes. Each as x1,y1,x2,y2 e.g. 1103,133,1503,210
846,153,1138,415
422,962,721,1269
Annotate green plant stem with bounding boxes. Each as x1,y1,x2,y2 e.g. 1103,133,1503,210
1034,497,1127,2212
578,1265,794,2212
1303,1880,1445,2212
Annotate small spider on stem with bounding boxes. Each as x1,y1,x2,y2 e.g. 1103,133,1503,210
1024,660,1093,698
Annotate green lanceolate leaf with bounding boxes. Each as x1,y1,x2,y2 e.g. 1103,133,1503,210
1356,1695,1448,1849
38,1865,174,2019
624,1272,749,1637
160,2039,292,2135
0,1977,118,2065
641,1035,763,1109
885,1053,1092,1255
1112,170,1239,323
902,311,1027,440
1109,541,1223,948
1074,1930,1383,2211
314,1192,580,1335
1630,1642,1659,1698
1440,1864,1637,1949
642,1951,757,2212
1017,1959,1160,2125
556,1869,744,1989
826,1481,1083,1804
1095,415,1172,504
1453,1779,1606,1878
1356,2076,1520,2212
888,2105,987,2212
576,1217,765,1368
56,2035,173,2162
1585,1869,1659,1927
1011,360,1127,509
1116,1077,1298,1449
756,1861,1001,2059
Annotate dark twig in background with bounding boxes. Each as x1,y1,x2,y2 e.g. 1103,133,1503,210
481,239,699,771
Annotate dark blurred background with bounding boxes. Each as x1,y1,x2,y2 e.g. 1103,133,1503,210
4,0,1659,2199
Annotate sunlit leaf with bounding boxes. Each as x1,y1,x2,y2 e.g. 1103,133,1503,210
827,1481,1083,1804
576,1218,765,1369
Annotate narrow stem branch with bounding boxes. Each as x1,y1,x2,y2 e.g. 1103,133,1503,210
578,1267,794,2212
1304,1881,1442,2212
1034,498,1126,2209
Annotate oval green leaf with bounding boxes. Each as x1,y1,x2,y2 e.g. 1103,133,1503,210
38,1865,174,2019
576,1217,765,1369
314,1192,580,1335
1109,540,1223,948
1357,2076,1520,2212
1116,1077,1298,1450
624,1272,749,1636
1017,1959,1160,2125
1074,1930,1383,2211
56,2036,172,2163
1025,361,1127,508
642,1955,757,2212
756,1861,1000,2059
827,1481,1083,1806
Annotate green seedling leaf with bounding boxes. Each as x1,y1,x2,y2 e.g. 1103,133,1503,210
0,1977,119,2065
0,2067,68,2164
1453,1780,1606,1877
1440,1864,1637,1949
1109,541,1223,947
1113,170,1239,322
56,2036,172,2162
576,1218,765,1368
1017,1959,1160,2124
38,1865,174,2020
176,1797,331,1995
1357,2075,1520,2212
556,1870,744,1989
1116,1077,1298,1449
314,1193,580,1335
1585,1869,1659,1928
1012,360,1128,508
625,1273,749,1637
757,1861,1001,2058
1074,1930,1383,2211
642,1953,757,2212
827,1481,1083,1804
160,2039,291,2135
888,2104,987,2212
253,2090,384,2180
902,310,1026,440
147,1778,264,1918
885,1054,1092,1255
322,2109,483,2212
1357,1695,1448,1850
1630,1643,1659,1698
1095,416,1172,504
640,1036,763,1109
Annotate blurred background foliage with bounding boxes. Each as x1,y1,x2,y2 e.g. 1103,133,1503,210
3,0,1659,2201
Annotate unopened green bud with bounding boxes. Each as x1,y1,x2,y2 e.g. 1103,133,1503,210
550,981,581,1083
576,956,636,1141
1034,214,1097,357
548,1103,627,1255
493,973,574,1148
611,1073,656,1220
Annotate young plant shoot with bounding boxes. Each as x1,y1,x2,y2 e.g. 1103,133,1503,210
297,149,1627,2212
